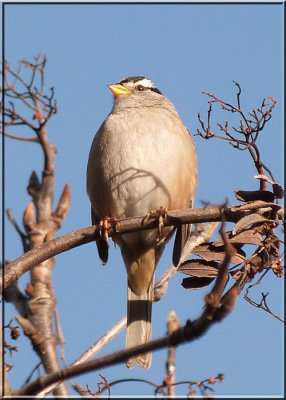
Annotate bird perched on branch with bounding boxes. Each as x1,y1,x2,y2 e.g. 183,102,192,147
86,76,198,369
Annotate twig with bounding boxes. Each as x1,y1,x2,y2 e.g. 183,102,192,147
1,131,39,142
6,209,30,253
23,362,42,385
94,377,164,396
165,311,180,397
53,306,66,366
244,273,285,323
196,82,278,191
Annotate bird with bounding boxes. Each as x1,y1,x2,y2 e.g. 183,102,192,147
86,76,198,369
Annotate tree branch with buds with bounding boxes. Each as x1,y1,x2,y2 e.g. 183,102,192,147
1,54,69,397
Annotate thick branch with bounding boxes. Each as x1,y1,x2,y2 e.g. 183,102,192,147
2,202,282,292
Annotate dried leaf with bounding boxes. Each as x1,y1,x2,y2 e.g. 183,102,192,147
254,174,275,185
235,190,275,203
232,213,269,235
272,183,284,199
248,253,264,267
193,243,245,264
213,232,244,247
213,231,231,246
178,259,219,278
230,229,263,246
181,276,215,290
230,269,243,281
214,228,263,247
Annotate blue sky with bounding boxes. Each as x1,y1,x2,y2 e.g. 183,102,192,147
3,2,284,397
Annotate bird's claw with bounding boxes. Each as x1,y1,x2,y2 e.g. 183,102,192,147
145,206,168,235
99,216,119,245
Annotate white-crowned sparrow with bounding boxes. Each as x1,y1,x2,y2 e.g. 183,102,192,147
86,76,197,369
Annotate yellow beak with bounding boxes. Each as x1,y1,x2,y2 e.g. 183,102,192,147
108,84,131,97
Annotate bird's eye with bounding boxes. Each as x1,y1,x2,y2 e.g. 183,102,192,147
135,84,145,91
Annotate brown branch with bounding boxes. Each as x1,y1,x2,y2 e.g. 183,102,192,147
165,311,180,397
244,272,285,323
1,131,39,142
3,281,29,318
6,209,30,253
196,82,278,191
90,377,165,397
3,202,282,292
54,305,66,366
85,373,224,397
3,106,38,131
2,55,68,397
23,362,42,385
13,219,234,397
36,314,127,397
1,54,57,133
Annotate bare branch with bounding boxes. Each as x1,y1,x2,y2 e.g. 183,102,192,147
1,131,39,142
2,55,68,397
196,82,279,191
2,202,282,292
165,311,180,397
244,272,285,323
6,209,30,252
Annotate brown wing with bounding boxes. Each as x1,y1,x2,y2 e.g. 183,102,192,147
172,199,193,267
91,207,109,265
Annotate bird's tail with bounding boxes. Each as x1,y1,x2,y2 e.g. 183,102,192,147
126,279,153,369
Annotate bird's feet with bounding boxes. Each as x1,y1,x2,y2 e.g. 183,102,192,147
144,206,168,235
99,216,119,245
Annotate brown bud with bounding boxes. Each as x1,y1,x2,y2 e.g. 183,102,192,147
10,327,20,340
33,112,45,123
23,202,36,233
167,310,180,334
163,375,171,387
268,96,277,104
53,184,71,221
6,363,13,372
27,170,41,196
272,259,284,277
25,282,34,297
